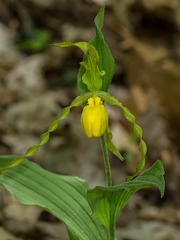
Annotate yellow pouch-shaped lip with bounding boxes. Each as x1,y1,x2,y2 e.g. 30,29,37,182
81,97,108,138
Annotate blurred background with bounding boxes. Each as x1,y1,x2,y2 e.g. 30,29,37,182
0,0,180,239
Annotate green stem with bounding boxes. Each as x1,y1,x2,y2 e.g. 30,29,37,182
101,134,115,239
101,134,112,187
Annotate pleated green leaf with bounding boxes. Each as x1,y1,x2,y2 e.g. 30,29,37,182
77,6,115,94
87,160,165,231
0,156,109,240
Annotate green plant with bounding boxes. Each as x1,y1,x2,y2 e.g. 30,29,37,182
0,6,165,240
17,29,51,52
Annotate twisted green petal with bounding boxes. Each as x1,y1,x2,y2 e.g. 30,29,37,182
97,91,147,181
0,92,93,174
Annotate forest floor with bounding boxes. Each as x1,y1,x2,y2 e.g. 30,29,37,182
0,0,180,239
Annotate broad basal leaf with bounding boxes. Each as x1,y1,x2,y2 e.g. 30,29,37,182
87,160,165,231
0,156,109,240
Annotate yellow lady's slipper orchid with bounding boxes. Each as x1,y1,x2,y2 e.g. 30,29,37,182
81,96,108,138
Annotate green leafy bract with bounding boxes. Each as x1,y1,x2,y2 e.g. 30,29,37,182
87,160,165,231
106,125,124,161
78,6,115,94
0,92,93,174
0,156,109,240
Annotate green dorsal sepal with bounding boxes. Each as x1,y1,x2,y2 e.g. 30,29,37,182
52,42,105,92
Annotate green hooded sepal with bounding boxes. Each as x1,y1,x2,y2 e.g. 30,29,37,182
52,42,105,92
